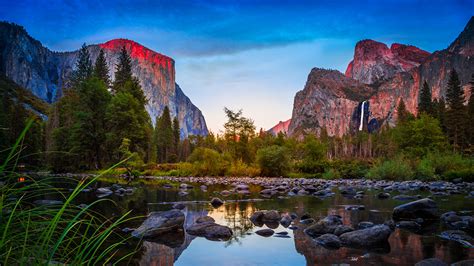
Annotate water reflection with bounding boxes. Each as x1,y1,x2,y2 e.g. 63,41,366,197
77,183,474,265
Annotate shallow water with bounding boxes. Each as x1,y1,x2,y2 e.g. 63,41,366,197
76,181,474,265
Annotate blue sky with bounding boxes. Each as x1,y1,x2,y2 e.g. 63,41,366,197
1,0,472,132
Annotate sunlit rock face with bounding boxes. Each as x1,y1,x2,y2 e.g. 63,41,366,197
345,39,430,84
268,119,291,135
289,16,474,137
0,22,208,137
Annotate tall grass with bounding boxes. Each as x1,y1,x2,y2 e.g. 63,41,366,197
0,119,141,265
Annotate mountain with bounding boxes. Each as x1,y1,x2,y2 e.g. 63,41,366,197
288,16,474,137
345,40,430,84
0,22,208,137
268,119,291,135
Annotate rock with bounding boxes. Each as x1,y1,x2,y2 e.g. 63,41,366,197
236,184,249,190
250,211,265,225
346,205,365,211
196,216,215,224
339,225,392,248
200,185,207,191
172,203,186,210
132,210,185,238
397,221,421,231
300,218,315,225
255,228,274,237
334,225,354,236
415,258,447,266
304,215,343,237
315,233,341,249
220,190,231,196
392,194,420,201
358,221,374,229
33,199,63,206
122,227,135,233
187,222,233,241
97,187,112,194
280,214,293,228
439,230,473,246
452,259,474,266
262,210,281,222
300,213,312,220
377,192,390,199
392,198,438,220
210,197,224,207
275,231,288,235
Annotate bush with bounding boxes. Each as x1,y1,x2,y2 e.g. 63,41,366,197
414,159,436,180
226,160,260,177
295,135,327,174
322,168,340,180
367,157,414,180
443,168,474,182
329,160,370,179
257,145,290,176
423,152,472,177
186,147,229,176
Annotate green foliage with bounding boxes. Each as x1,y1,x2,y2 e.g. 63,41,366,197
256,145,289,177
367,157,414,180
226,160,260,177
418,80,433,115
223,107,256,162
71,43,93,88
414,159,436,181
329,160,370,179
422,152,472,177
392,114,447,157
186,147,229,176
295,135,327,174
397,98,414,123
112,46,133,93
445,69,468,151
155,106,175,163
93,49,110,87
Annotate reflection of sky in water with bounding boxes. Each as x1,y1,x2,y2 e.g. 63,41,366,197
77,183,474,265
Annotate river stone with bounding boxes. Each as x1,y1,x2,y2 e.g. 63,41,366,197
262,210,281,222
280,214,293,227
452,259,474,266
392,198,439,220
339,225,392,248
334,225,354,236
377,192,390,199
172,203,186,210
196,216,215,224
255,228,274,237
397,221,421,231
132,210,185,238
415,258,447,266
304,215,343,237
315,233,341,249
250,211,265,225
186,222,233,240
210,197,224,207
358,221,374,229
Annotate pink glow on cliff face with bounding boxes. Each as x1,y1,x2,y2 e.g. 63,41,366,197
99,39,174,71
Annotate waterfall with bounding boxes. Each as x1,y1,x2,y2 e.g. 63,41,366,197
359,101,366,131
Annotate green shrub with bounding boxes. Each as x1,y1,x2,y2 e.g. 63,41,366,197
295,135,327,174
322,168,341,180
423,152,472,176
443,168,474,182
414,159,436,180
367,157,414,180
226,160,260,177
257,145,290,176
186,147,229,176
329,160,370,179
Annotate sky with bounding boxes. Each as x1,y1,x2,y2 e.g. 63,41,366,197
0,0,472,133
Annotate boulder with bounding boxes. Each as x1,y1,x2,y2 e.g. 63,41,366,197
334,225,354,236
304,215,343,237
452,259,474,266
392,198,438,220
397,221,421,231
339,225,392,248
280,214,293,228
33,199,63,206
186,222,233,241
357,221,374,229
250,211,265,225
315,233,341,249
262,210,281,222
172,203,186,210
377,192,390,199
132,210,185,238
210,197,224,207
196,216,215,224
415,258,447,266
255,228,274,237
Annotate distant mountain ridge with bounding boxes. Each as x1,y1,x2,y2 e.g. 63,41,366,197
287,16,474,137
0,22,208,137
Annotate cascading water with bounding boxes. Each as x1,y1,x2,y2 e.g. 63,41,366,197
359,101,366,131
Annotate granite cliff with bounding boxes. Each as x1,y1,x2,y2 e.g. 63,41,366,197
0,22,208,137
288,16,474,137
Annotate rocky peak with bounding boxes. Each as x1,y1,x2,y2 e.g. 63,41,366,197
345,39,430,84
448,16,474,55
268,119,291,135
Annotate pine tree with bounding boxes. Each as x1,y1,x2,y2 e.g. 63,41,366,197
172,117,180,161
445,69,467,151
397,98,412,123
93,49,110,87
71,43,93,88
418,81,433,116
155,106,173,163
468,73,474,149
112,46,133,93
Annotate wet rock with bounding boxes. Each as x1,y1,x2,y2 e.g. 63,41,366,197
210,197,224,207
377,192,390,199
178,191,188,197
236,184,249,191
187,222,233,241
274,234,291,238
96,187,112,196
220,190,231,197
200,185,207,191
172,203,186,210
250,211,265,225
346,205,365,211
392,194,421,201
300,218,315,225
280,214,293,227
132,210,185,238
439,230,473,247
334,225,354,236
180,183,193,189
384,219,396,231
290,213,298,219
339,225,392,249
256,228,274,237
289,226,298,230
262,210,281,222
304,215,343,237
300,213,312,220
315,233,341,249
415,258,447,266
358,221,374,229
452,259,474,266
392,198,438,220
196,216,215,224
33,199,63,206
275,231,288,235
397,221,421,231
